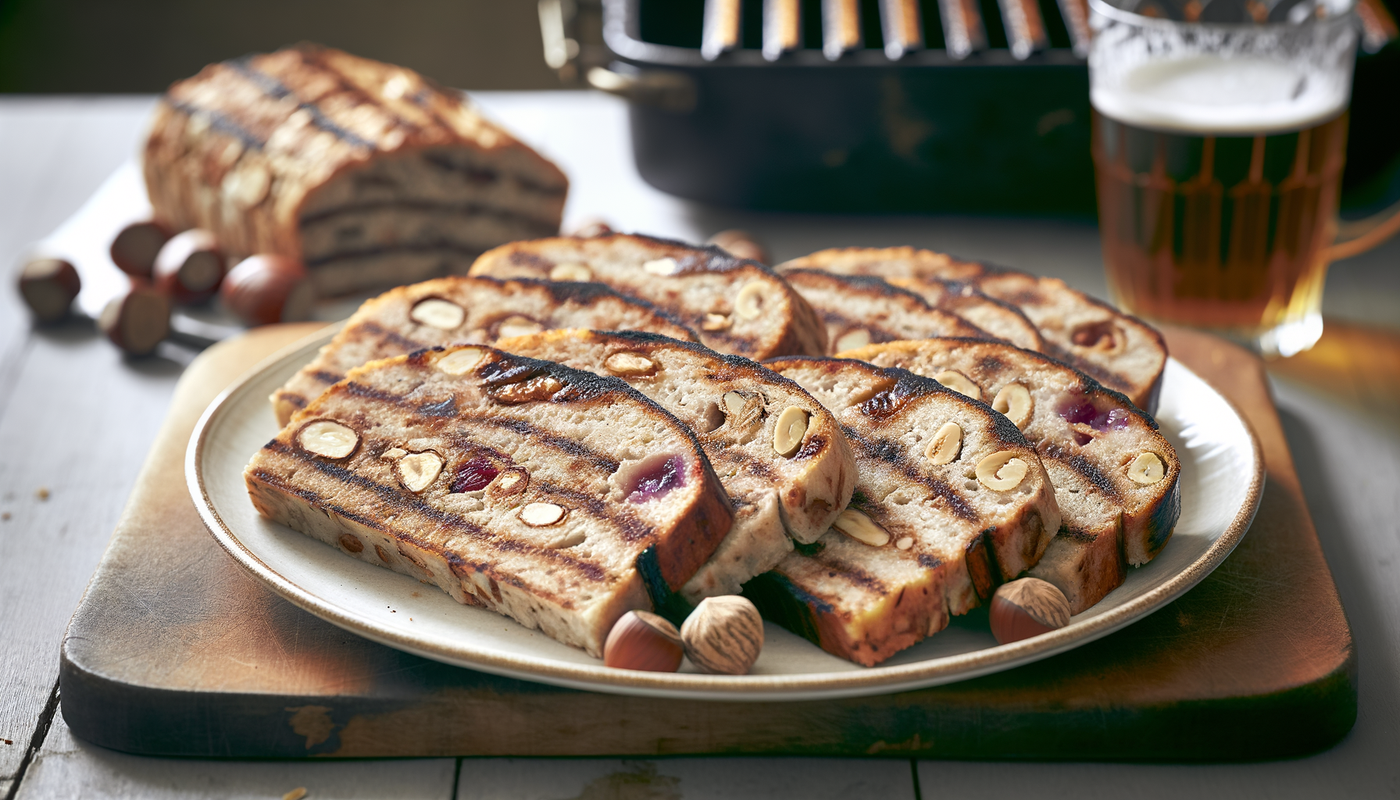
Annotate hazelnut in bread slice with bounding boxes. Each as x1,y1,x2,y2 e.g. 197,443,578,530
780,247,1168,413
756,358,1061,666
245,346,733,657
844,338,1181,612
497,329,857,603
271,275,698,426
776,269,992,354
469,233,827,359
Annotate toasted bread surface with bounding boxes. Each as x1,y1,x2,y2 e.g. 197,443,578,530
758,358,1060,665
271,275,697,425
497,329,857,602
469,234,827,359
246,345,733,657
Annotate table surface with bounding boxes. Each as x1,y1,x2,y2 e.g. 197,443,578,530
1,92,1397,800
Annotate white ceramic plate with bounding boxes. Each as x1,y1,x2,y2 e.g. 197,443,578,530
188,329,1263,701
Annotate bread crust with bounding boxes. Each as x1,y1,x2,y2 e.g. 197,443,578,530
778,269,991,353
469,234,827,360
246,345,733,656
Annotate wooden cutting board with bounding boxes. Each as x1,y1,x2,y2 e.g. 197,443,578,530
58,324,1355,760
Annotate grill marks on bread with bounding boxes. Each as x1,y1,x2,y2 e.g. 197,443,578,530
271,275,697,426
245,345,733,657
759,357,1060,666
469,234,828,360
844,338,1181,613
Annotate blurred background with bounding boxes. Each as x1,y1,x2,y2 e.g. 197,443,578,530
0,0,561,92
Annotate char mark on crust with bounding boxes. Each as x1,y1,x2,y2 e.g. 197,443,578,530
225,52,378,151
508,250,555,271
532,477,652,544
478,351,635,405
312,369,346,387
841,427,978,522
1051,448,1119,499
801,556,891,596
164,100,266,150
593,232,775,276
787,268,934,306
880,367,1031,448
298,200,562,228
706,447,779,481
586,329,821,398
469,416,621,473
343,380,407,404
304,241,496,268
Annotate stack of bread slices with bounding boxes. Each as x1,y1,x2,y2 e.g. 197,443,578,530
245,233,1181,667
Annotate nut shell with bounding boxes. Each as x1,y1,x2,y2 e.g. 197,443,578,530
604,610,683,672
18,258,81,323
109,221,172,277
97,285,171,356
220,254,316,326
154,229,225,305
989,577,1071,644
680,595,764,675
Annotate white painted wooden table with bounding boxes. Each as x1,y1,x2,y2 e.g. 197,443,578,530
1,93,1397,799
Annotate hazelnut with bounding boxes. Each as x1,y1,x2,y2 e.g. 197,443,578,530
153,229,225,305
296,420,359,459
733,280,770,320
707,229,769,264
97,285,171,356
895,536,914,550
604,610,683,672
220,254,316,326
834,328,871,353
772,406,809,457
605,351,657,377
109,220,171,277
680,595,764,675
991,383,1034,430
722,390,762,431
642,257,681,276
933,370,981,401
1128,452,1166,484
495,315,543,339
976,451,1029,491
520,502,566,526
990,577,1071,644
490,467,530,499
549,262,594,281
396,451,444,493
436,347,486,375
17,258,81,323
925,422,963,465
410,298,466,330
701,313,731,331
832,508,890,547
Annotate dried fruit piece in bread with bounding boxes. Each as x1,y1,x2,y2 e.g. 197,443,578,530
777,269,992,354
776,248,1043,352
497,329,857,603
754,358,1061,666
144,45,567,297
245,345,733,657
844,338,1181,612
469,233,827,359
781,246,1168,413
271,275,697,425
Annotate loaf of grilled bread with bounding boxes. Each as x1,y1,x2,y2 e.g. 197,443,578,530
753,358,1061,665
781,247,1167,413
778,252,1043,352
497,329,857,603
776,269,991,354
469,234,827,360
844,338,1181,612
271,276,697,425
144,44,567,296
245,345,733,656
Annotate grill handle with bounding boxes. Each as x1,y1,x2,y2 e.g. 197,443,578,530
586,66,698,112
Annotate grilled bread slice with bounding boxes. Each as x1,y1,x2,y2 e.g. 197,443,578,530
776,269,991,354
844,338,1181,612
271,275,698,425
781,247,1168,413
754,358,1060,665
145,45,567,296
777,249,1043,352
497,329,857,603
245,345,733,657
469,233,827,360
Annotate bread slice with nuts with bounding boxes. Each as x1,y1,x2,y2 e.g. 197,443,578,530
776,269,992,354
779,247,1168,413
843,338,1181,612
752,358,1061,666
496,329,857,603
245,345,733,657
271,275,698,426
776,249,1043,352
468,233,827,359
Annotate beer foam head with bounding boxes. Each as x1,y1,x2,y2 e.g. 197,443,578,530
1091,55,1350,134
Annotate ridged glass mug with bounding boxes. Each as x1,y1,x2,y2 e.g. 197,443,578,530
1088,0,1400,357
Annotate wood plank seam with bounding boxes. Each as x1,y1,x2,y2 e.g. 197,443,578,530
1,681,58,800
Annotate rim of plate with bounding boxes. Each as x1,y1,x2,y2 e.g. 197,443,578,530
187,328,1265,701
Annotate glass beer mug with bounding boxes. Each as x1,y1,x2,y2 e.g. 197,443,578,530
1088,0,1400,356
